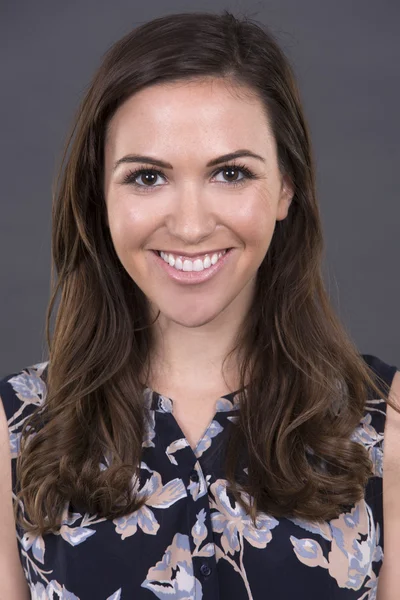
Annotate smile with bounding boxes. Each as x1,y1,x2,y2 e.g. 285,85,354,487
157,250,228,271
151,248,234,285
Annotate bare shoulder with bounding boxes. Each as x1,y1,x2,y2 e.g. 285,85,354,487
0,396,31,599
384,370,400,457
377,370,400,600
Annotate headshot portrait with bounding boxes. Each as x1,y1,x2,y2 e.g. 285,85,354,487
1,5,399,600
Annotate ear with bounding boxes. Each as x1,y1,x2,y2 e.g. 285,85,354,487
276,174,294,221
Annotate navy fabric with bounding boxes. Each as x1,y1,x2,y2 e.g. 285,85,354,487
0,354,397,600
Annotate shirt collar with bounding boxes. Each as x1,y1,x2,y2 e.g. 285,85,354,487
142,386,243,413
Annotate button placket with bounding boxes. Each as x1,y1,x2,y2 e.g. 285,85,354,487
189,469,200,482
200,562,212,577
185,461,218,597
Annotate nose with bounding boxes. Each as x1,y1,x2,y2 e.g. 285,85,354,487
165,183,216,245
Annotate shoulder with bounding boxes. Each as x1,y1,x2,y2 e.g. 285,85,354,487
0,362,49,450
384,368,400,460
380,363,400,491
354,353,398,445
0,361,48,409
382,367,400,478
361,353,398,397
376,369,400,599
360,353,398,434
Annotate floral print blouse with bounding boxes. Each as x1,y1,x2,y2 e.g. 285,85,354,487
0,353,398,600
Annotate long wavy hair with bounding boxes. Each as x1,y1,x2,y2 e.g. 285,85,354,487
15,10,396,535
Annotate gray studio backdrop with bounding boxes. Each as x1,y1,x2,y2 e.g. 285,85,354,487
1,1,399,377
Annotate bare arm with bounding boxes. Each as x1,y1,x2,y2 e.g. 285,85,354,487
0,397,31,600
376,370,400,600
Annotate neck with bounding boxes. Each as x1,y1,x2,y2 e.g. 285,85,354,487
147,280,255,394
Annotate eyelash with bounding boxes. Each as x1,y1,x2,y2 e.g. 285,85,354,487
121,162,258,191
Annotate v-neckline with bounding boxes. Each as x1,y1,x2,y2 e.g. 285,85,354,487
142,386,244,456
142,385,243,414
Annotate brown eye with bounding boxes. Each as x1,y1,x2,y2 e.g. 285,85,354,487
213,163,256,186
138,172,158,186
122,162,257,192
123,168,165,187
221,167,242,182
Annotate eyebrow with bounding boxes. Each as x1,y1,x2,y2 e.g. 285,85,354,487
112,149,265,172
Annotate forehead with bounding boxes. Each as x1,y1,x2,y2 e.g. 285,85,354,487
105,77,276,154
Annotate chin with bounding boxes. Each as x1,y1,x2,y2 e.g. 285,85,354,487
157,304,227,329
166,313,222,329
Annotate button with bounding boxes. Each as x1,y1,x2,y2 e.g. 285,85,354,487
189,469,199,482
200,562,212,577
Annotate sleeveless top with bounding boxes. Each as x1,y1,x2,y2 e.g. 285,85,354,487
0,353,397,600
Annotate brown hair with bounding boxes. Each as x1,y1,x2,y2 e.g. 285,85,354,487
15,10,397,534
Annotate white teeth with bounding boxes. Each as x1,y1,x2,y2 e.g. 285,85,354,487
175,257,183,270
183,259,193,272
159,250,227,271
203,256,211,269
193,259,204,272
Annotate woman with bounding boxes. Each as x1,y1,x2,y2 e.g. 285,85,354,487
0,10,399,600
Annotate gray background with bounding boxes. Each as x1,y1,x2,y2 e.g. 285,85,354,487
1,0,399,377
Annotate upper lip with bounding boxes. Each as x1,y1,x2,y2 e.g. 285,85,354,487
155,248,231,257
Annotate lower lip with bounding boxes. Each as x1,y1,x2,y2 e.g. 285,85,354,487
151,249,234,285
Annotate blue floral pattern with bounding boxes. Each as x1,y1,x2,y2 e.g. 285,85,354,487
0,355,397,599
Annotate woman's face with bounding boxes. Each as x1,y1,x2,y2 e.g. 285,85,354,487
104,78,293,329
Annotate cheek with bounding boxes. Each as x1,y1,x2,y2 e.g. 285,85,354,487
106,188,276,255
107,198,154,252
232,194,276,249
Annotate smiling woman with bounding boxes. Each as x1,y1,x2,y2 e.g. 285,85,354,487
0,9,399,600
103,77,293,327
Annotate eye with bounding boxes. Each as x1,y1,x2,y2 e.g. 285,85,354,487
214,165,250,185
121,162,258,191
122,168,166,188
